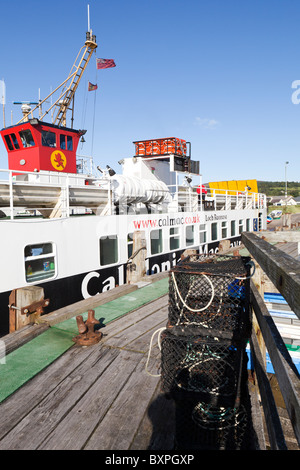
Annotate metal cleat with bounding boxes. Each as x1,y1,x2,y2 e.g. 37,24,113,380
21,298,50,316
72,309,103,346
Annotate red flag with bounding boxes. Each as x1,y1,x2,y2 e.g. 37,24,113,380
88,82,98,91
96,58,116,69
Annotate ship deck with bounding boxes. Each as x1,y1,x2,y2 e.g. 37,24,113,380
0,273,263,451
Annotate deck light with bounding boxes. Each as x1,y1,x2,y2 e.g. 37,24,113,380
106,165,116,177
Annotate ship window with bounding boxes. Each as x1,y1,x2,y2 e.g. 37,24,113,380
186,225,194,246
60,134,66,149
170,227,180,250
239,219,244,234
24,242,56,283
4,135,14,151
100,235,118,265
67,135,73,150
19,129,35,148
231,220,236,236
199,224,207,243
221,221,227,239
60,134,73,151
10,133,20,149
246,218,251,231
42,130,56,147
128,233,133,258
150,229,163,254
211,222,218,241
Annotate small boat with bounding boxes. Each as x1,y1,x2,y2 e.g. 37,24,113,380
270,210,282,220
267,215,273,224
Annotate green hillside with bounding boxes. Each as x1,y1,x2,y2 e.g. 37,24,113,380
258,181,300,198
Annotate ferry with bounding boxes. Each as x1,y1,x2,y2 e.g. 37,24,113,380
0,27,267,337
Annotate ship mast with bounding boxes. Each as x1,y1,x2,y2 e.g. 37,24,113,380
17,6,97,128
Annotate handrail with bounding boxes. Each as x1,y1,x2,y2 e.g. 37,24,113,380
249,322,288,450
242,232,300,320
242,231,300,449
0,168,111,219
0,166,267,219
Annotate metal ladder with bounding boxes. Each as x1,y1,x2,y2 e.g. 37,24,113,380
17,33,98,127
53,38,97,127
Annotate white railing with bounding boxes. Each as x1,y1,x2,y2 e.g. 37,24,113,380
0,168,267,220
0,168,111,219
173,184,266,212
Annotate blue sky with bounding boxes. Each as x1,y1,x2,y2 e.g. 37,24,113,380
0,0,300,184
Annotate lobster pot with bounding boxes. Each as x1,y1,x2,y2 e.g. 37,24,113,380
168,254,251,339
174,398,252,450
160,328,248,408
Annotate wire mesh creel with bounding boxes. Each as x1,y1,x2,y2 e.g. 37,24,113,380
160,253,255,450
160,327,249,407
173,395,256,450
168,254,252,340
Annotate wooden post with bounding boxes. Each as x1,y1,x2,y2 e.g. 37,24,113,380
180,248,197,260
9,286,45,332
282,213,291,230
127,231,147,284
218,239,230,253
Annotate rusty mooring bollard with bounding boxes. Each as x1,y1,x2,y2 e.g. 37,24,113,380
72,309,103,346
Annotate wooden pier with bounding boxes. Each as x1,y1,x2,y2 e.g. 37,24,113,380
0,276,263,451
0,278,175,450
0,232,299,451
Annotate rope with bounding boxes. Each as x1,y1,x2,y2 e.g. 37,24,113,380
192,403,246,430
145,327,166,377
171,271,215,313
126,246,147,265
175,341,235,395
234,260,255,280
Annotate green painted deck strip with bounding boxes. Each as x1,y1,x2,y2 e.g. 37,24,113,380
53,278,169,335
0,278,168,403
0,328,74,403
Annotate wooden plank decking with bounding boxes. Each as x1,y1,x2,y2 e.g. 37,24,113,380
0,295,176,451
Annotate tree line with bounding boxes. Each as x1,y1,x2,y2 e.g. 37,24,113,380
257,181,300,197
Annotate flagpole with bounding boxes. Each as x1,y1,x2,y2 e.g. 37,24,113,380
1,79,5,128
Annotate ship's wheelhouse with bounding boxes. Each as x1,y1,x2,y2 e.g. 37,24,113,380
0,120,83,174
